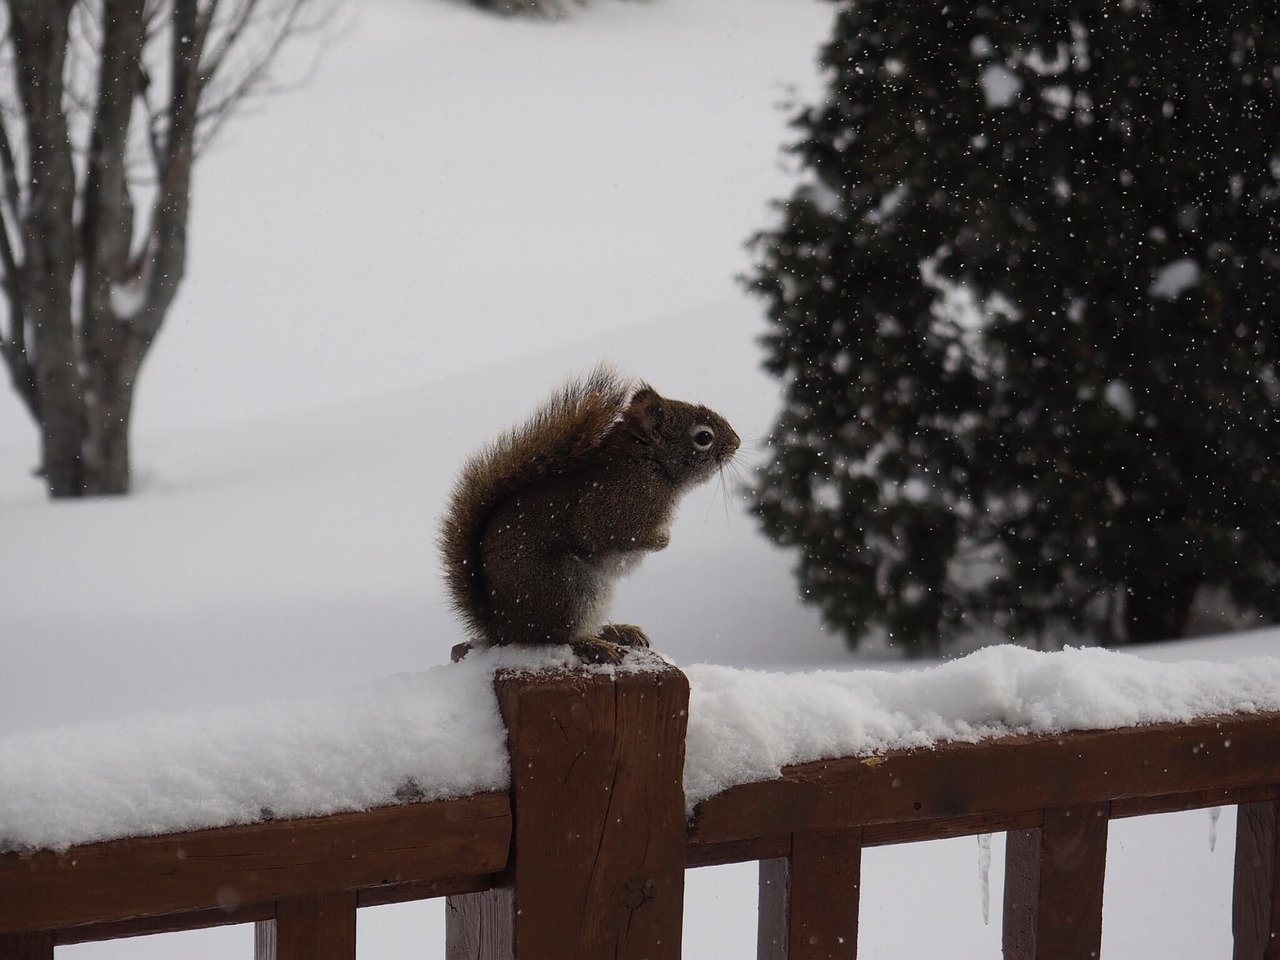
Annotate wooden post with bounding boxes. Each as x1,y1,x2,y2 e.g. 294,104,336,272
0,933,53,960
758,829,861,960
1234,799,1280,960
446,663,689,960
254,891,357,960
1003,803,1109,960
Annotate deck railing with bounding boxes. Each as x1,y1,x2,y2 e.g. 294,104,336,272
2,664,1278,958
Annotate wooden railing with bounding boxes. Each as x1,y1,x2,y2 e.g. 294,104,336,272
2,664,1278,959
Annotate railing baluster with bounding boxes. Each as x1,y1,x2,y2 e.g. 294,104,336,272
1003,803,1109,960
0,933,53,960
1233,798,1280,960
254,891,357,960
445,887,514,959
758,829,861,960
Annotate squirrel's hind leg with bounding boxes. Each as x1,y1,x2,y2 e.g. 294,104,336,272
480,528,582,644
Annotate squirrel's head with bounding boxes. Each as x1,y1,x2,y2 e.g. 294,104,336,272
624,387,740,489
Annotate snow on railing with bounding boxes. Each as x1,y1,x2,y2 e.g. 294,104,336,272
2,649,1279,957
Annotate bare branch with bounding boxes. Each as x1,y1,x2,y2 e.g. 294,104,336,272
196,0,253,86
169,0,199,150
120,0,199,360
133,0,320,349
63,2,103,128
0,141,38,424
0,17,36,424
7,1,83,491
194,0,321,150
0,116,26,272
80,0,146,332
0,334,40,425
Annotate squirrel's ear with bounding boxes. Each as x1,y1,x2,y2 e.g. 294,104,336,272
627,387,664,442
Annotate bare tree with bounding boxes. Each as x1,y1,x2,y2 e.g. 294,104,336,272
0,0,317,497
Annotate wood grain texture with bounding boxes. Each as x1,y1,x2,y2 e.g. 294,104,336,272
1003,828,1042,960
446,665,690,960
255,892,357,960
690,712,1280,850
0,793,510,935
758,831,860,960
445,888,514,960
1003,804,1109,960
1234,799,1280,960
758,856,791,960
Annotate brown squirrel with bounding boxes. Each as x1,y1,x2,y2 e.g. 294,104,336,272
439,365,740,663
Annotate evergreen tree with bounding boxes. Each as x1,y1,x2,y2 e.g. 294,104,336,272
747,1,1280,654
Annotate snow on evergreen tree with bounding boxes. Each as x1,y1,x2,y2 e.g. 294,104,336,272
746,1,1280,654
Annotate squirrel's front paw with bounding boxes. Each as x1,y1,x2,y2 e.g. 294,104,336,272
571,625,651,663
570,636,628,664
598,623,651,649
648,530,672,551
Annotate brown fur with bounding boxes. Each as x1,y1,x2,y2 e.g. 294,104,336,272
438,365,636,642
439,363,739,656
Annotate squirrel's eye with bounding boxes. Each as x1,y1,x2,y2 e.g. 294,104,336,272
689,425,715,451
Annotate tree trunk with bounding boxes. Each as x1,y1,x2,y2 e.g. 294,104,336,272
1123,575,1199,645
80,0,147,497
10,1,83,497
0,0,309,498
81,331,138,496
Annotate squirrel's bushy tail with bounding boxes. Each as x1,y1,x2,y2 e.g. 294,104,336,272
438,364,635,644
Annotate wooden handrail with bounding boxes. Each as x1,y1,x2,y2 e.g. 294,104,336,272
1,669,1277,959
0,792,510,942
686,710,1280,864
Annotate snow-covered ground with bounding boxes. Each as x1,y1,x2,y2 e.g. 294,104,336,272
1,0,1275,956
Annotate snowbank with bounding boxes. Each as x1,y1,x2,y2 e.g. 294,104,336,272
2,644,1278,853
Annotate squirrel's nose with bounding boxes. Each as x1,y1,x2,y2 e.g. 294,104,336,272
725,427,741,456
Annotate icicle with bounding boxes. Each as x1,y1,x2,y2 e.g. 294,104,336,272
1208,806,1221,853
977,832,993,925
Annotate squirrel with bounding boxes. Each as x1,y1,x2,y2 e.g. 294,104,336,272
439,364,740,664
